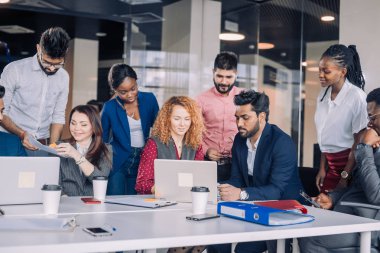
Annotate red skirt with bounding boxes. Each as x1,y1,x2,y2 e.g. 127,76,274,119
321,148,351,193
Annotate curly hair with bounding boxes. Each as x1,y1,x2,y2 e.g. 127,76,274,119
152,96,204,149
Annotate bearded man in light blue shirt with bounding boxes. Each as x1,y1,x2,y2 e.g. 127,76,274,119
0,27,70,156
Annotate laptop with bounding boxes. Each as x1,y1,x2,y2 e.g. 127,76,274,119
0,157,60,205
154,159,218,204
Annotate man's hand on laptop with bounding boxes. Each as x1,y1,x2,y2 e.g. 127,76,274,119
218,184,240,201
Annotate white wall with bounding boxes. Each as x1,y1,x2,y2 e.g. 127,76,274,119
340,0,380,93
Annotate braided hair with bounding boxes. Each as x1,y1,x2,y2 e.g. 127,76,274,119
320,44,365,101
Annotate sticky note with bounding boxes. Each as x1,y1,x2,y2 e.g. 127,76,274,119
177,173,193,187
18,172,35,188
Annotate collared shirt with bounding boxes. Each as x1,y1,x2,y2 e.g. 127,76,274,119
0,54,69,139
314,80,367,153
246,135,261,176
196,86,243,156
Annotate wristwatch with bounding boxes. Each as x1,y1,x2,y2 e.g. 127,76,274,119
240,188,249,201
341,170,349,179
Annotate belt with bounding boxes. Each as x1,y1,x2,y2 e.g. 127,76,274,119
217,157,232,165
37,138,50,145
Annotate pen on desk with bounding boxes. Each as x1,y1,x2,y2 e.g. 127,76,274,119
0,208,5,215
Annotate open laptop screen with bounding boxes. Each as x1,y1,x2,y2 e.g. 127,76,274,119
154,159,217,204
0,157,60,205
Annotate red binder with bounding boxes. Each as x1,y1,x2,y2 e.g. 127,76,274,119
253,200,308,214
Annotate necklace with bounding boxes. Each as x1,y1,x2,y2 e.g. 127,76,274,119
115,98,137,118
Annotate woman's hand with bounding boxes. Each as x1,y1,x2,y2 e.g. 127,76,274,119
56,143,81,161
316,167,326,192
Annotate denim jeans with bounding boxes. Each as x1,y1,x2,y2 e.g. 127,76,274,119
107,147,142,195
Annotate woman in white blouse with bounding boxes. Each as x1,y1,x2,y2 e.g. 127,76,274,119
315,44,367,193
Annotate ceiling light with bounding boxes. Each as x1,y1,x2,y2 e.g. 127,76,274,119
20,51,29,56
281,52,287,57
96,32,107,37
321,16,335,22
219,33,245,41
248,44,255,50
0,0,10,3
0,25,34,34
258,42,275,50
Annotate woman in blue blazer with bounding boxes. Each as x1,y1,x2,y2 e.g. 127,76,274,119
101,64,159,195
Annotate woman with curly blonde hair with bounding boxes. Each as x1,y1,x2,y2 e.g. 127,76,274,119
135,96,204,194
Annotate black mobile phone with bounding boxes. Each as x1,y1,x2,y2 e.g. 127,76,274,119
300,191,321,208
83,227,112,237
186,213,220,221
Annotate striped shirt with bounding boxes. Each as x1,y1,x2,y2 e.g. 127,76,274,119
0,54,69,139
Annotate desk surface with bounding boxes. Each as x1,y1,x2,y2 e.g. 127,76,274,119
0,204,379,253
1,195,197,216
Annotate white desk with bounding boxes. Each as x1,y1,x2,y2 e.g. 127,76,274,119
0,205,379,253
1,195,198,216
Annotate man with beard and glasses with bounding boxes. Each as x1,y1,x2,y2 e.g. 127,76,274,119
0,27,70,156
196,51,242,181
212,90,302,253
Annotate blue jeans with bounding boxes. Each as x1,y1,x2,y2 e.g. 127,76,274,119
107,147,142,195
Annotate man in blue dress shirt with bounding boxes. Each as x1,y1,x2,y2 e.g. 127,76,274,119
0,85,26,156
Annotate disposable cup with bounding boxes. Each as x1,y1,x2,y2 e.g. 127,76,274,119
41,184,62,215
93,176,108,201
191,186,209,215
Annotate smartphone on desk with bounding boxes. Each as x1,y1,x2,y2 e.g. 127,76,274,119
83,227,112,237
300,191,321,208
186,213,220,221
81,197,101,204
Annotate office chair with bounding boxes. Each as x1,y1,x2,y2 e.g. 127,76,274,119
298,166,320,197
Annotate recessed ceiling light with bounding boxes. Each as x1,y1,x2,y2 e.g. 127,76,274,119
20,51,29,56
321,16,335,22
0,0,10,3
281,52,287,57
248,44,255,50
258,42,275,50
219,33,245,41
96,32,107,37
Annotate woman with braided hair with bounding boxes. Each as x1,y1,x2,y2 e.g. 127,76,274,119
315,44,368,193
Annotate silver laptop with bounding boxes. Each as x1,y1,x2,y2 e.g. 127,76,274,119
0,157,60,205
154,159,218,204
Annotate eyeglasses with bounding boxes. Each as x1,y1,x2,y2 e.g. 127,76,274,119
368,113,380,122
39,51,65,69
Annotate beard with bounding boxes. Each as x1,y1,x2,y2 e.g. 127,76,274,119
213,79,235,94
238,120,260,139
38,59,59,76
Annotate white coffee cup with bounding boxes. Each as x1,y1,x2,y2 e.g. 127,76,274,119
93,176,108,201
41,184,62,215
191,186,210,215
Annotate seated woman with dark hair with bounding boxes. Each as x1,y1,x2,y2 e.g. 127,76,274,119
135,96,204,194
54,105,112,196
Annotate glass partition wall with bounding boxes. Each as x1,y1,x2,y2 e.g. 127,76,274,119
126,0,339,167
